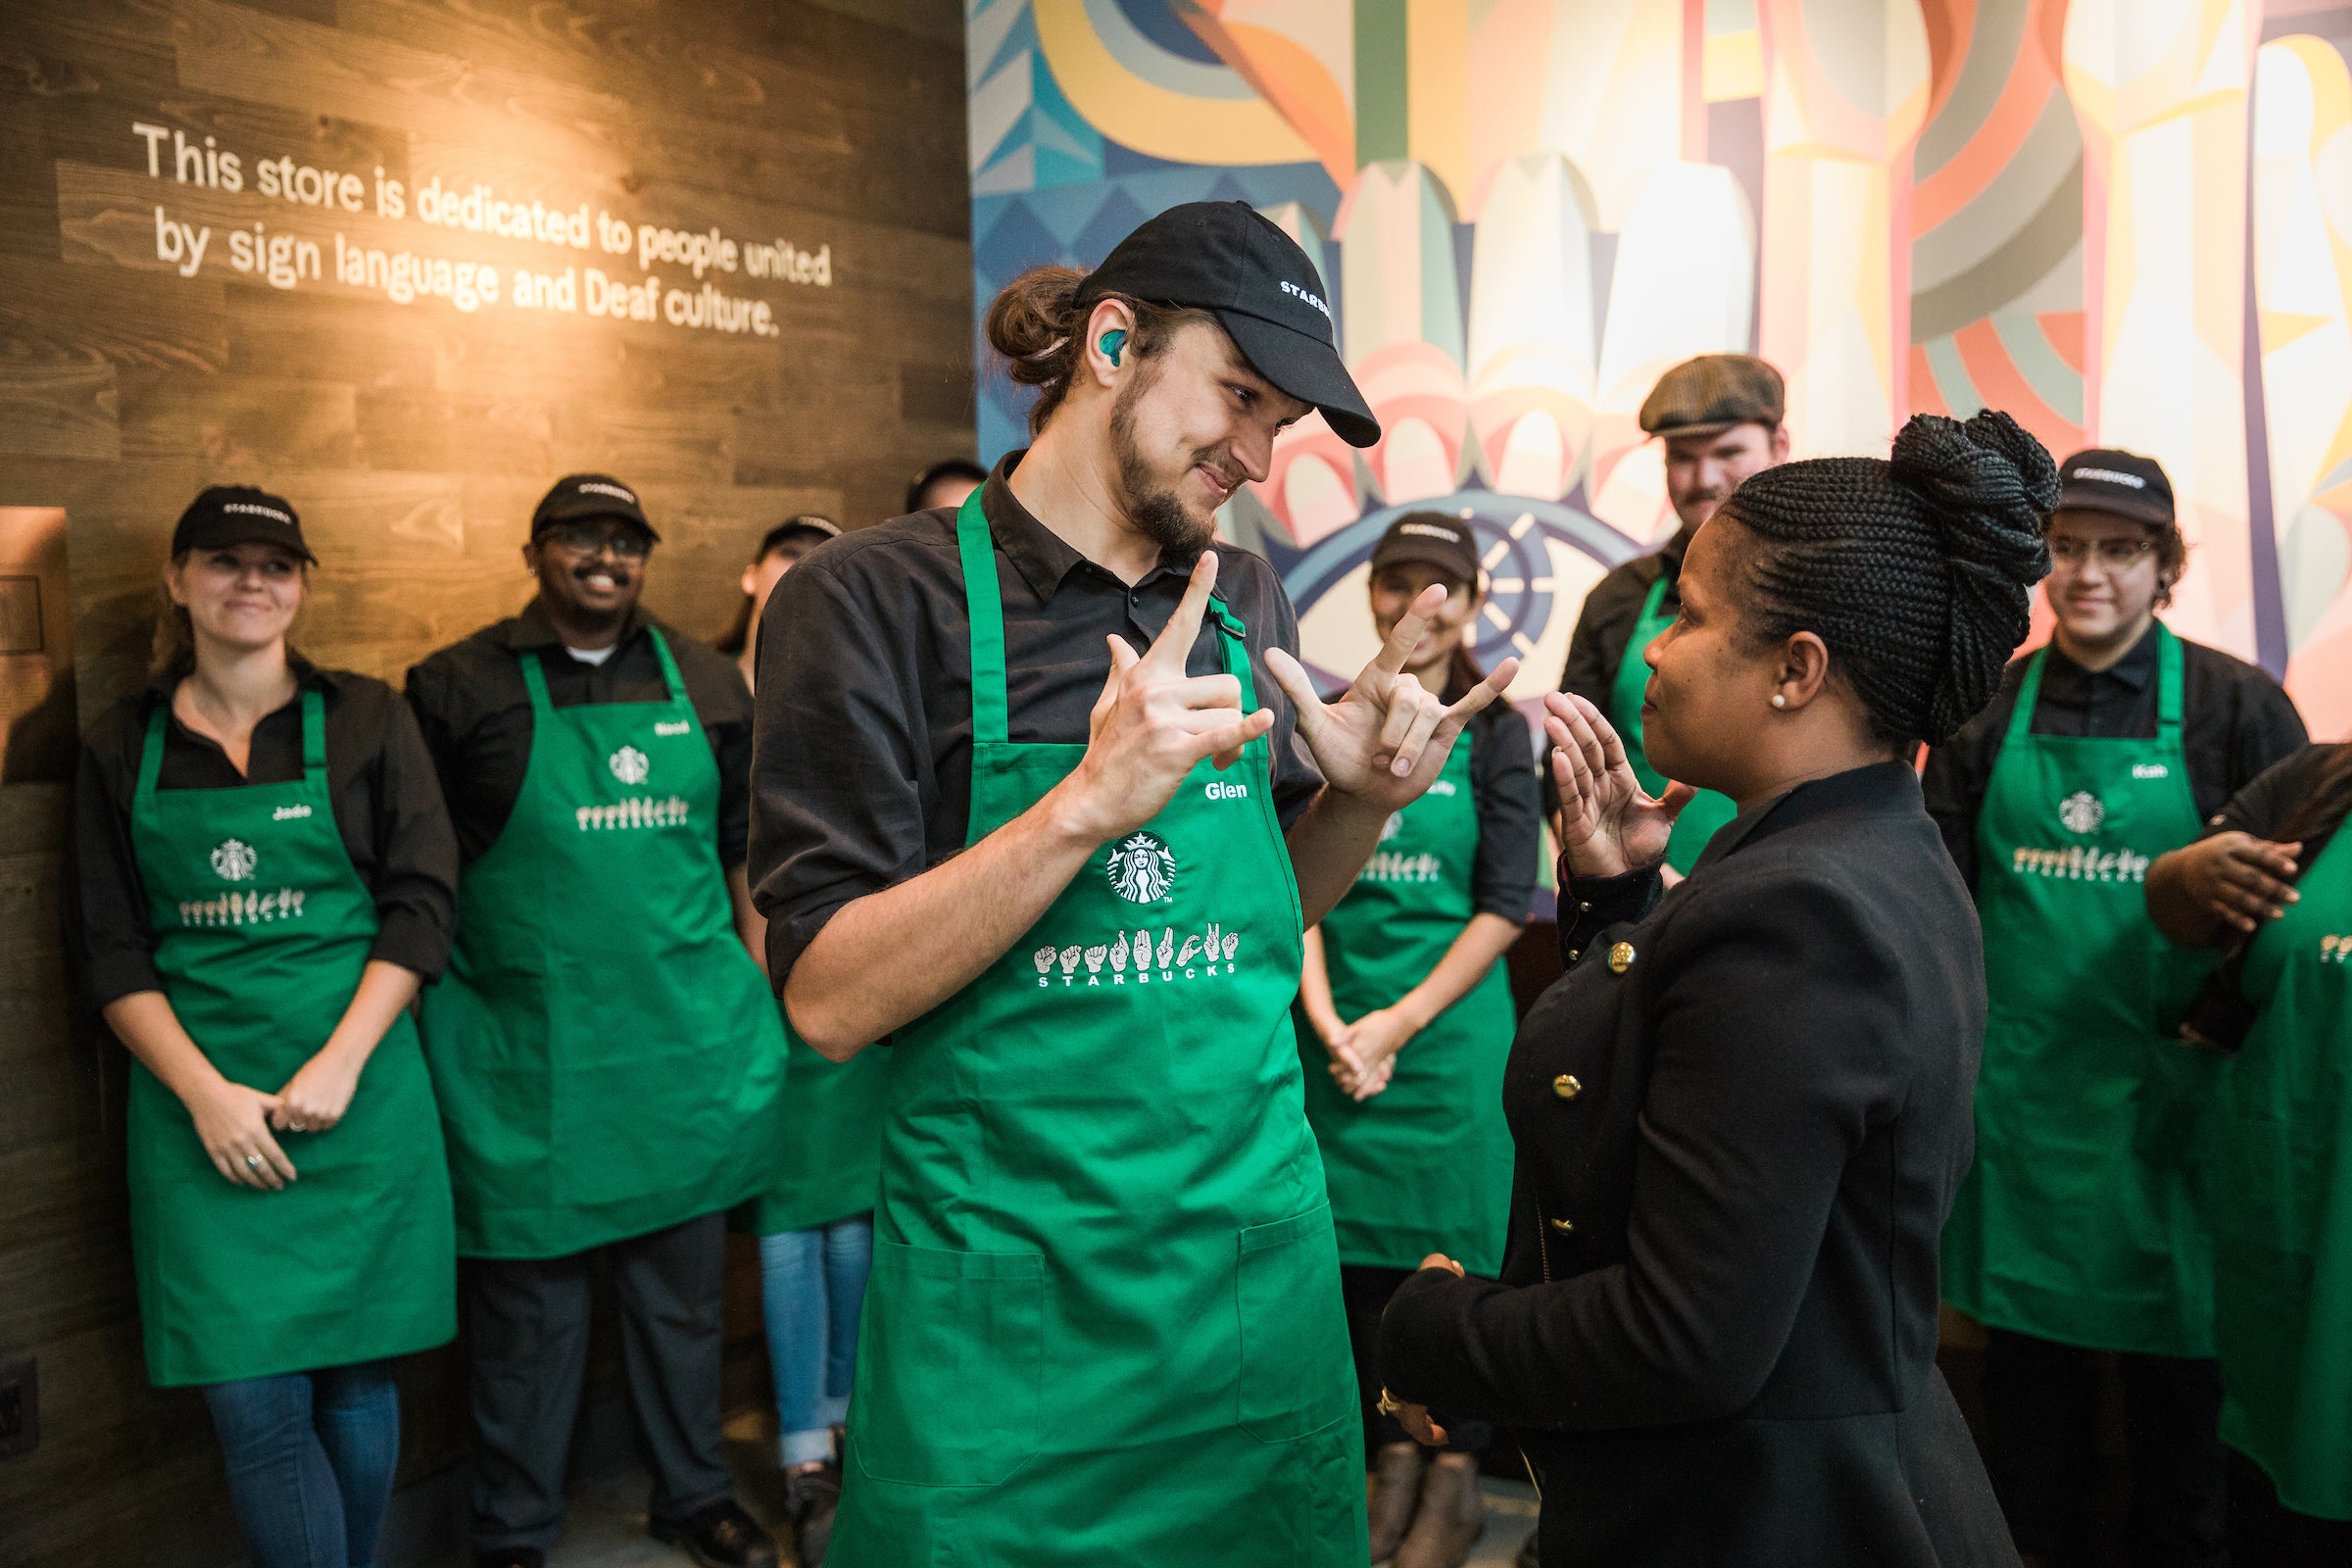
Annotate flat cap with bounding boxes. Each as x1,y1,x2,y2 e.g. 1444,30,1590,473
1639,354,1785,438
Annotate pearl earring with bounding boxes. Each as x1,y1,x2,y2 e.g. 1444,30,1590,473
1770,694,1788,709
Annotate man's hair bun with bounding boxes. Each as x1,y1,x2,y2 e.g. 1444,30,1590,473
1717,410,2055,746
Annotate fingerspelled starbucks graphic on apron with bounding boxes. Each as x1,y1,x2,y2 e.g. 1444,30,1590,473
1029,922,1242,987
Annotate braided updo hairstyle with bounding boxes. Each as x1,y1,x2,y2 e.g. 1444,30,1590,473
1714,410,2057,745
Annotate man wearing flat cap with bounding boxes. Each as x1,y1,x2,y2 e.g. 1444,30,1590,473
750,201,1518,1566
408,474,787,1568
1555,354,1789,872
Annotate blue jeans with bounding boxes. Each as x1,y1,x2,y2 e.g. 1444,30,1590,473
201,1360,400,1568
759,1216,873,1467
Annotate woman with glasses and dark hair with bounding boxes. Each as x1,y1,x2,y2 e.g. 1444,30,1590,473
65,486,460,1568
1378,412,2057,1567
2148,741,2352,1566
1923,450,2304,1568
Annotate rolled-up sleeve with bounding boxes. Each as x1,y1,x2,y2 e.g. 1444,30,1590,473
364,694,460,981
1380,872,1901,1430
749,551,929,987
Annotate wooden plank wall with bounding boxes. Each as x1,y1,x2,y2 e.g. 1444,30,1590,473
0,2,971,1563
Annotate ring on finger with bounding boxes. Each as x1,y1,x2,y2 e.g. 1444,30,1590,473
288,1118,307,1132
243,1153,263,1171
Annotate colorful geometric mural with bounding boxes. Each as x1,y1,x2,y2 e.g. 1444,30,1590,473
967,0,2352,740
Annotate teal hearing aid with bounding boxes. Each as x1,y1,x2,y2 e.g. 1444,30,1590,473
1100,328,1127,367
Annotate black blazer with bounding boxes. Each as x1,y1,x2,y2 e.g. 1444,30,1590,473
1381,762,2018,1568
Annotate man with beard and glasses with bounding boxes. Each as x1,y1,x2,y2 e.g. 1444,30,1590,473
748,201,1518,1567
407,474,787,1568
1553,355,1789,874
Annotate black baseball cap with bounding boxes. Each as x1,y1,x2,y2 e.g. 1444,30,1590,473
172,485,316,563
1369,512,1481,585
2055,449,2175,527
531,473,660,541
755,514,840,559
1074,201,1379,448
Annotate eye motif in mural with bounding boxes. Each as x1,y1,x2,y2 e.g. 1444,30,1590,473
967,0,2352,740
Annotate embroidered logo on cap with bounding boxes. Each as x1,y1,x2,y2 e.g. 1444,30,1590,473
2069,466,2146,489
1279,279,1331,320
1105,831,1177,904
609,745,651,784
2058,791,2106,834
211,838,258,882
220,502,294,524
1396,521,1464,544
575,480,637,505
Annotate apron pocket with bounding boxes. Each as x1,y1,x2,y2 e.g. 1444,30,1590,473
1235,1205,1349,1445
853,1239,1044,1487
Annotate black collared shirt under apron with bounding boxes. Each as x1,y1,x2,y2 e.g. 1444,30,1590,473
404,600,755,871
748,451,1328,982
66,660,460,1008
1922,621,2308,891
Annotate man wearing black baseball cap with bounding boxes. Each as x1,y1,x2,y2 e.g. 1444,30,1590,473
407,474,785,1568
748,201,1516,1566
1555,354,1790,875
1927,447,2307,1568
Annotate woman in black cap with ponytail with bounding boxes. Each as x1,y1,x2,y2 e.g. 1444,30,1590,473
1377,413,2056,1566
65,486,460,1568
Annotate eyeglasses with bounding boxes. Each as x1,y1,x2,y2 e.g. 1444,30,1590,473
2048,536,2156,566
543,522,653,559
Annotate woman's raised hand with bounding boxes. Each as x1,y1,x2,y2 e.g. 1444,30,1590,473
1544,692,1692,879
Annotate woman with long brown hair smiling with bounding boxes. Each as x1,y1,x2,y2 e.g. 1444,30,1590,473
66,486,459,1568
1377,413,2055,1566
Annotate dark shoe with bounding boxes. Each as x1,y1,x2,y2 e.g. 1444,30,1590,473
784,1461,843,1566
651,1497,778,1568
474,1551,544,1568
1395,1456,1486,1568
1368,1442,1428,1562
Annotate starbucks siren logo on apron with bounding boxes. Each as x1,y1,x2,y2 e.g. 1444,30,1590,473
609,744,650,784
1106,830,1175,902
211,838,258,880
2059,790,2106,833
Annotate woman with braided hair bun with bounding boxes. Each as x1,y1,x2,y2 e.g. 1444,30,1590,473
1375,412,2052,1567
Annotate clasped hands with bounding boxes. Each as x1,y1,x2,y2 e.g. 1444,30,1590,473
1051,551,1519,847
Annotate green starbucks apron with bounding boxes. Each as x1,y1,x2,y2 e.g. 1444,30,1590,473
742,1026,889,1233
126,688,456,1386
420,629,786,1259
827,491,1364,1568
1942,626,2219,1355
2212,823,2352,1519
1609,574,1739,873
1299,735,1517,1274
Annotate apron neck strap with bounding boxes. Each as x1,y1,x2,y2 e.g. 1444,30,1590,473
300,686,327,781
133,679,326,795
954,483,1255,743
2006,623,2181,743
134,696,170,802
2004,650,2048,744
1638,572,1670,623
2154,621,2182,735
516,622,685,713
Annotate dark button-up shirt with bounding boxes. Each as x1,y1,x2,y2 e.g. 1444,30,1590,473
749,452,1325,982
405,600,755,870
1922,623,2308,891
66,661,460,1008
1380,762,2010,1564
